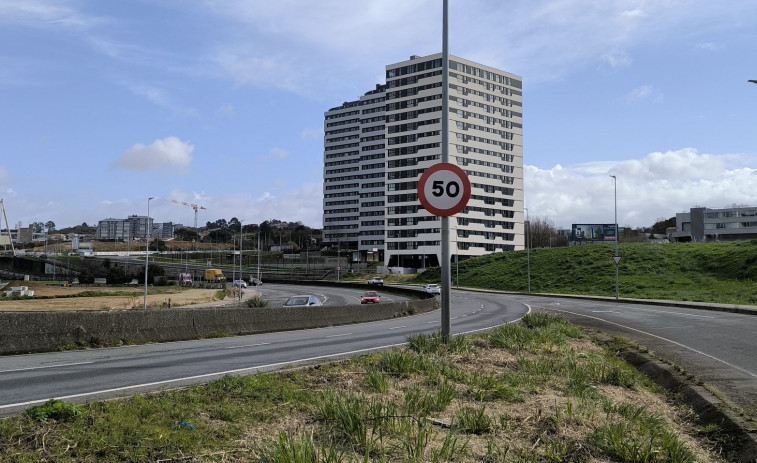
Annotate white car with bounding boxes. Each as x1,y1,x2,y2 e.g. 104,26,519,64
424,283,441,295
283,295,323,307
232,279,247,288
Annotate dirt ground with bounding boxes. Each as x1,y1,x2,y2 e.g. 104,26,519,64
0,282,222,311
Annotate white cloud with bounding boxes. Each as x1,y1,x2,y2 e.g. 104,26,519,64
601,51,632,68
525,148,757,228
216,104,235,116
258,147,290,162
300,128,322,140
625,85,661,102
110,137,195,173
0,0,99,29
125,83,198,117
621,9,647,18
696,42,719,51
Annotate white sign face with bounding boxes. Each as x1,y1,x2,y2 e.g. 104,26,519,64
417,163,471,217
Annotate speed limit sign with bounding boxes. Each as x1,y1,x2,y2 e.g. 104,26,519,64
417,163,471,216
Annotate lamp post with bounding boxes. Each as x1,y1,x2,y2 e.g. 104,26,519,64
257,230,261,283
239,220,244,303
143,196,154,309
611,175,619,300
525,207,530,294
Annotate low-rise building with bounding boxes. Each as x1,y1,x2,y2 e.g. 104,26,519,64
669,206,757,242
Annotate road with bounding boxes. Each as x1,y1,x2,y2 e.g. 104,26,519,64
1,287,755,425
508,294,757,423
0,285,529,416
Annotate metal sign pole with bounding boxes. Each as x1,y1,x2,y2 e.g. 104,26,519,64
441,0,451,341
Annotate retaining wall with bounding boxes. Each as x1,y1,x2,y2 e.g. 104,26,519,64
0,297,438,355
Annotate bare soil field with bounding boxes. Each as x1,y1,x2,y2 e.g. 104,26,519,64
0,281,221,311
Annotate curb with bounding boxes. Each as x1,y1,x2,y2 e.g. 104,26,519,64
603,339,757,462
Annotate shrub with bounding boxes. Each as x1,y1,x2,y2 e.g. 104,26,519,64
26,399,82,422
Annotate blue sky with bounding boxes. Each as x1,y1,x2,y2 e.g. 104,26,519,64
1,0,756,231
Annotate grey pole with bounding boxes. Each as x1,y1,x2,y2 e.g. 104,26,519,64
611,175,618,300
525,207,530,293
143,196,154,309
440,0,451,342
239,220,244,302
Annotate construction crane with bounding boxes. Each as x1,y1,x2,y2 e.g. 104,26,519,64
169,200,206,249
0,198,16,256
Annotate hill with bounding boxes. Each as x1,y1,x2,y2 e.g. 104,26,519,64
416,240,757,305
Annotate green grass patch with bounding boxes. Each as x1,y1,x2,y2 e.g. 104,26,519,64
414,240,757,305
0,315,727,462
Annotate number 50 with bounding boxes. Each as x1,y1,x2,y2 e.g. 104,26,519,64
432,180,460,198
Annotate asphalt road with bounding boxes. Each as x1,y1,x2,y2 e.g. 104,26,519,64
1,286,755,426
507,294,757,424
0,285,530,416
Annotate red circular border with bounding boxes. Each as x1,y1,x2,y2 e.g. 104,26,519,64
417,163,471,217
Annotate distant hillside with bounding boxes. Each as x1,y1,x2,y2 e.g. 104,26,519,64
415,240,757,305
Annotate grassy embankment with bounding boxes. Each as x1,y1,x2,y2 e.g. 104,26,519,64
0,314,729,462
416,240,757,305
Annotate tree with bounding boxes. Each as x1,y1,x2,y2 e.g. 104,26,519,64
528,216,562,248
174,228,198,242
206,228,232,243
136,262,165,284
106,265,129,284
45,221,55,232
651,217,676,235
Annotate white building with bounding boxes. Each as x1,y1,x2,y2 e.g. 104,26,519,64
323,54,524,269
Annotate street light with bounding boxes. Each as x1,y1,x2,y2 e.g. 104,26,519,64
610,175,619,300
143,196,154,309
525,207,530,294
239,220,245,303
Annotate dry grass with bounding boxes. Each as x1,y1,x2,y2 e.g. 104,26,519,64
0,315,731,462
0,282,222,310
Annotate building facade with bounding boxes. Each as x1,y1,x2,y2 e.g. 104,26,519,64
323,54,524,269
670,206,757,242
96,216,153,241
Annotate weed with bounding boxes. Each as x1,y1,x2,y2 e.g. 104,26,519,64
454,406,492,435
246,294,269,307
364,368,389,394
26,399,82,422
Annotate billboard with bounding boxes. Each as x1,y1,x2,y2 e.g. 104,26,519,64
571,224,617,242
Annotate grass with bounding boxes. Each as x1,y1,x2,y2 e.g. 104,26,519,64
416,239,757,305
0,314,730,462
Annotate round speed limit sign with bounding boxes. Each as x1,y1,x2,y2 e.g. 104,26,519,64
417,163,471,217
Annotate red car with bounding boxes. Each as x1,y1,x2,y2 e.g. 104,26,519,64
360,291,381,304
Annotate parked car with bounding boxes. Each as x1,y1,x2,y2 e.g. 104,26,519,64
360,291,381,304
248,277,263,286
283,295,323,307
368,277,384,286
424,283,441,295
232,279,247,288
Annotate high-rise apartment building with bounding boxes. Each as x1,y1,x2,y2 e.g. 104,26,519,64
323,53,523,269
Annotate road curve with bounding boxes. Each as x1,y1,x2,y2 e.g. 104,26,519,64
507,293,757,427
0,285,529,416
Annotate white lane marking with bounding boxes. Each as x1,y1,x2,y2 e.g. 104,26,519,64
326,333,352,338
0,343,409,411
388,326,407,330
0,301,534,411
592,310,621,314
427,321,436,324
226,343,270,349
617,306,715,319
544,307,757,379
0,361,94,374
